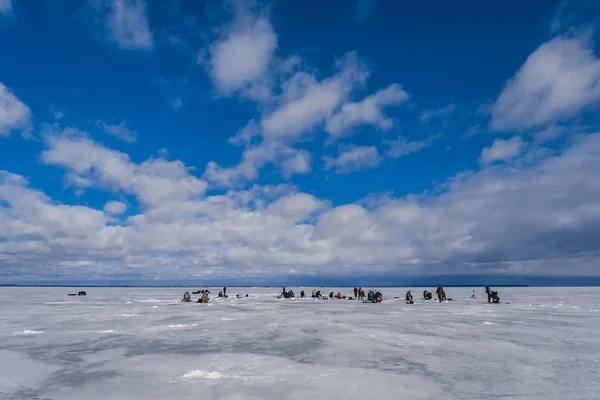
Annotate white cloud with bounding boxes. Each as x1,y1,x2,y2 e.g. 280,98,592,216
91,0,153,50
0,0,12,15
479,136,527,164
261,52,369,141
491,36,600,131
97,120,137,143
204,142,310,187
324,145,382,173
325,83,409,141
205,52,380,187
0,82,31,137
207,9,277,98
103,200,126,215
282,149,311,178
3,132,600,280
41,130,207,207
385,135,437,159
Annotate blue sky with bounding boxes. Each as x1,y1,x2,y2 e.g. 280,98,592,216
1,0,600,284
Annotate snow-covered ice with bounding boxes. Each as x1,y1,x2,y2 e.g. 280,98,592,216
1,286,599,399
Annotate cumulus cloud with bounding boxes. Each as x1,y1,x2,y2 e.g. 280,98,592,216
0,82,31,137
2,132,600,280
204,142,310,187
41,130,207,207
325,83,409,141
96,120,137,143
206,50,403,187
323,145,382,173
261,52,369,141
200,3,413,189
103,200,126,215
490,36,600,131
206,6,277,98
479,136,527,164
91,0,153,50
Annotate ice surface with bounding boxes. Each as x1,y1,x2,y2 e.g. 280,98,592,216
1,286,599,399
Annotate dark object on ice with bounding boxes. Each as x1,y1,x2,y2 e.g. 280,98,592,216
78,291,86,296
486,286,492,303
246,294,248,297
197,293,209,303
436,286,447,302
282,289,295,298
491,291,501,303
223,287,227,296
68,293,76,296
192,290,201,294
406,290,414,304
300,290,305,298
367,290,383,303
315,290,322,299
423,290,433,300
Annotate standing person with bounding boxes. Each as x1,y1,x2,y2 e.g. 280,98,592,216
358,287,363,300
471,290,477,300
485,286,492,303
436,285,446,302
223,287,227,297
353,287,358,298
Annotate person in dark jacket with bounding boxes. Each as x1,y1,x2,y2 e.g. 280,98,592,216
300,290,305,298
436,285,446,302
406,290,414,304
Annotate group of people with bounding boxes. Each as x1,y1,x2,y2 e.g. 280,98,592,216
183,285,502,304
485,286,501,303
182,291,210,303
278,288,382,302
420,286,448,302
183,287,250,303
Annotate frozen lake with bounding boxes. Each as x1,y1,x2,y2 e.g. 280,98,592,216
0,287,599,399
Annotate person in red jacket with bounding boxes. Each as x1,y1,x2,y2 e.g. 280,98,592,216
353,287,358,298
